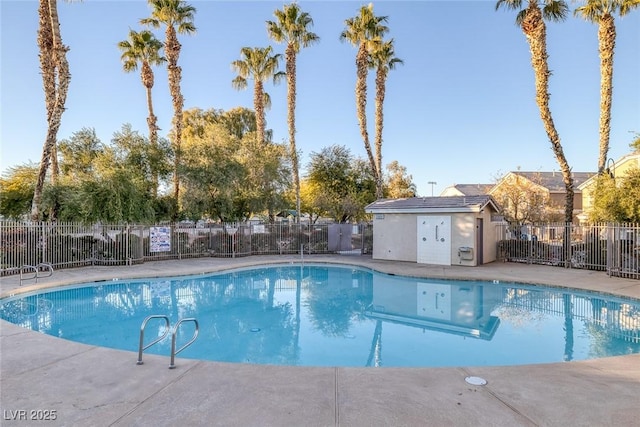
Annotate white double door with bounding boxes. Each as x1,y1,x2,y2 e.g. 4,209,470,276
417,215,451,265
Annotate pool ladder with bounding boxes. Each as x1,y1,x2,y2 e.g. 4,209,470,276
19,263,53,285
137,315,199,369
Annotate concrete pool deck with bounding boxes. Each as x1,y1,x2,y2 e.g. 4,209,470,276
1,255,640,426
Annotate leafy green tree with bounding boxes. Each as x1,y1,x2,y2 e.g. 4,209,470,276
47,125,165,223
589,168,640,223
574,0,640,174
180,109,290,221
305,145,376,223
267,2,320,223
68,172,155,223
496,0,574,223
109,124,172,198
57,127,105,179
141,0,196,208
182,107,257,140
231,46,285,146
180,121,246,221
118,29,166,196
237,136,291,222
0,164,38,220
299,178,328,224
384,160,416,198
340,4,389,193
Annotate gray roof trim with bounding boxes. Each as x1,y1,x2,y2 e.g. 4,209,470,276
365,195,500,214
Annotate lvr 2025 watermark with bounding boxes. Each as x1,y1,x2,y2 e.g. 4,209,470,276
3,409,57,421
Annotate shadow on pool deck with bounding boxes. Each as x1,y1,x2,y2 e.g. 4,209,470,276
2,255,640,426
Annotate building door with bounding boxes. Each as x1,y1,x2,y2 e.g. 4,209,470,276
417,216,451,265
476,218,484,265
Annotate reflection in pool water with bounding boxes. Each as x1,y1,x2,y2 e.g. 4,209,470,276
1,265,639,367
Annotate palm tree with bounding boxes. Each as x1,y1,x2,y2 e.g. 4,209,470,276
267,3,320,223
574,0,640,175
31,0,72,220
141,0,196,208
370,39,403,199
118,29,166,197
495,0,574,224
340,4,388,194
231,46,285,146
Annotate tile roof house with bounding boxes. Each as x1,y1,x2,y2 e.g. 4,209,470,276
365,196,502,266
440,184,493,197
487,171,595,222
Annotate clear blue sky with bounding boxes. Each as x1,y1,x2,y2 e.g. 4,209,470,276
1,0,639,197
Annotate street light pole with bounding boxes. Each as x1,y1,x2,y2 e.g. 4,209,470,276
428,181,437,197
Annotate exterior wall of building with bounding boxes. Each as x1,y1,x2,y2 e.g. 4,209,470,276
440,187,464,197
450,213,476,266
372,213,418,262
372,209,500,266
483,209,499,263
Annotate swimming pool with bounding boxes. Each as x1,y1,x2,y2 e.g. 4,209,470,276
2,264,639,367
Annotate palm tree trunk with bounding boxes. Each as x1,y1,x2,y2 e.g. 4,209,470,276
38,0,55,122
286,44,301,223
50,144,58,183
31,0,70,220
165,26,183,207
596,13,615,175
142,61,159,197
356,43,377,183
374,67,387,199
254,80,266,145
522,5,574,224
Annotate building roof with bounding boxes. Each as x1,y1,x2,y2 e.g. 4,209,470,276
440,184,493,196
365,195,499,214
577,152,640,190
504,171,595,192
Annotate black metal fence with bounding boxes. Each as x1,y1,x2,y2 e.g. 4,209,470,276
0,221,373,276
496,222,640,279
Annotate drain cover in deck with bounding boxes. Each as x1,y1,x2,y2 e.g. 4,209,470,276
465,376,487,386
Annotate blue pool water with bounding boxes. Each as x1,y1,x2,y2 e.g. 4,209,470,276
2,264,639,367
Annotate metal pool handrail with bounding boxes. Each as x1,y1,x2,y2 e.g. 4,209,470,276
19,263,53,285
137,315,170,365
169,318,199,369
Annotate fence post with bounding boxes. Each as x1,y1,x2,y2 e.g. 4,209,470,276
41,222,46,265
564,222,571,268
125,224,129,265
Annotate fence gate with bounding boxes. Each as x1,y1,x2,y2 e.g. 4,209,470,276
328,224,353,252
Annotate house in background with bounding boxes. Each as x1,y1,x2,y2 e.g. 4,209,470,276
439,184,493,197
487,171,594,223
440,172,594,223
365,195,501,267
577,152,640,223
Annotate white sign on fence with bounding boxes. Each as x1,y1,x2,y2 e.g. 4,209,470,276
150,226,171,252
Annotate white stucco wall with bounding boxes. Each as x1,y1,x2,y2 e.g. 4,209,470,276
371,214,417,261
371,209,500,266
451,213,476,266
